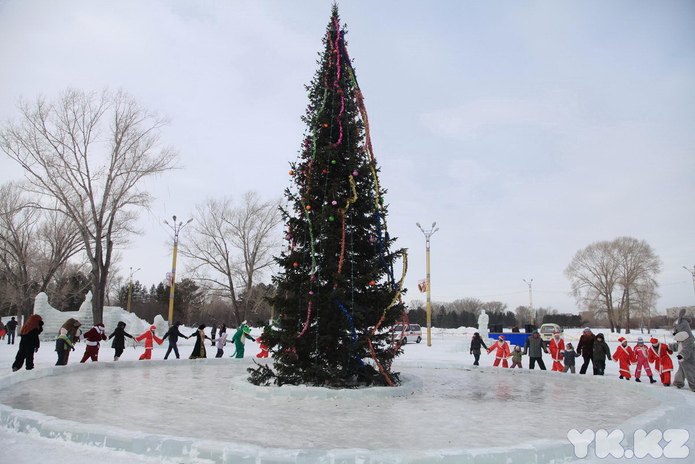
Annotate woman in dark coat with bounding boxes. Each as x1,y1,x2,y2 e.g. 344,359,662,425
469,332,488,366
189,324,210,359
12,315,44,371
108,321,134,361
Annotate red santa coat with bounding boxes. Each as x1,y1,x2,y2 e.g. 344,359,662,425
548,337,566,371
613,344,634,378
487,339,511,367
648,342,673,384
83,325,107,345
136,328,163,349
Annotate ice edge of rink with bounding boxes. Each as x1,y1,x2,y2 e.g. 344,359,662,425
0,358,693,464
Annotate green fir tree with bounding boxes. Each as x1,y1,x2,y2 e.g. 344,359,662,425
248,5,407,388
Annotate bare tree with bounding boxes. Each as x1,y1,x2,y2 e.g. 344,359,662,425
182,192,282,326
0,181,83,318
614,237,662,333
0,88,178,323
565,237,661,333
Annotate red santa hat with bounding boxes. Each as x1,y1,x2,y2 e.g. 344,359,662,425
618,337,626,343
150,325,156,331
650,338,659,344
498,335,505,340
95,323,105,332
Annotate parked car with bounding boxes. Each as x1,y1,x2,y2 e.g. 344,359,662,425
392,324,422,344
539,323,563,341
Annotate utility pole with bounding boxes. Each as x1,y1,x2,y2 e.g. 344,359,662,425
164,215,193,325
126,266,141,313
416,222,439,347
523,278,534,327
684,265,695,298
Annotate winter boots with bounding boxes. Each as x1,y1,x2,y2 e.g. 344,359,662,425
636,376,658,383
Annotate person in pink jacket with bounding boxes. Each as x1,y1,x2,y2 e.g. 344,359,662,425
487,335,511,368
136,326,163,360
631,337,657,383
613,337,634,380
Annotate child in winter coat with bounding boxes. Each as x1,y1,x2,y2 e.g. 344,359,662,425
55,328,74,366
510,345,523,368
632,337,657,383
562,343,579,373
592,333,612,375
613,337,634,380
212,328,228,358
136,326,163,360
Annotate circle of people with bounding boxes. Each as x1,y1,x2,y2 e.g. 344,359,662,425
8,316,270,372
470,325,694,390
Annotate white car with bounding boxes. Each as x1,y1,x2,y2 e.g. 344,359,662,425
539,323,563,341
392,324,423,344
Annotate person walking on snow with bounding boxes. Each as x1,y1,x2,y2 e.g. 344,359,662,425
523,330,548,370
6,316,18,344
548,332,565,372
136,326,163,360
189,325,211,359
80,323,107,363
231,323,255,358
613,337,634,380
510,345,524,368
632,337,657,383
12,315,43,371
212,327,229,358
469,332,488,366
487,335,511,367
162,321,189,359
562,343,579,373
648,337,673,386
576,327,596,374
108,321,135,361
592,333,612,375
55,328,74,365
670,309,695,391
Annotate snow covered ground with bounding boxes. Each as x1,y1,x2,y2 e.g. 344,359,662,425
0,325,693,463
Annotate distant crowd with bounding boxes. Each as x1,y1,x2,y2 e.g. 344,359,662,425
3,316,263,372
471,326,690,389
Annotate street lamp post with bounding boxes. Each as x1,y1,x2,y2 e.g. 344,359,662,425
416,222,439,347
126,266,141,313
523,278,534,327
684,265,695,298
164,215,193,325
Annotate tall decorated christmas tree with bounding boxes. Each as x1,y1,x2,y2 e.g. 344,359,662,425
249,5,407,388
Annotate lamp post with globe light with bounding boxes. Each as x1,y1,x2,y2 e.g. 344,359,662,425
416,222,439,347
164,215,193,325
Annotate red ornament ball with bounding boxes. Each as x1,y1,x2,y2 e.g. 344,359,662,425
293,262,299,268
369,280,376,285
305,205,312,210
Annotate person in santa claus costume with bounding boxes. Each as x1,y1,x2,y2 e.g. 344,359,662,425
648,337,673,386
136,325,163,360
80,323,107,363
487,335,511,368
613,337,634,380
631,337,657,383
548,332,565,372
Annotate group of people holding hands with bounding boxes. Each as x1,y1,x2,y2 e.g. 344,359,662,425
10,316,258,372
471,327,678,387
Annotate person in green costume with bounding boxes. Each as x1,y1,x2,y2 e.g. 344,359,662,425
231,322,255,358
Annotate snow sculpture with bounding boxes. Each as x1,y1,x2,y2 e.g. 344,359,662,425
477,311,489,338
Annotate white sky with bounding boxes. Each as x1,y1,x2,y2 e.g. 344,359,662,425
0,0,693,314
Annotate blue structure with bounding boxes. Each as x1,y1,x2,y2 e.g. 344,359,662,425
488,332,532,347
